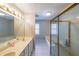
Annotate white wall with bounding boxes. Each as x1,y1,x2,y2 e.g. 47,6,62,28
24,14,35,38
71,22,79,55
14,14,35,40
36,20,50,39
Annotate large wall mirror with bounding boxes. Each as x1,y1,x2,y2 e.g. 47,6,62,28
0,10,14,44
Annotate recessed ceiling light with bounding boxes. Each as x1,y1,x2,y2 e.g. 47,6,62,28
43,10,52,17
45,12,51,16
0,13,5,16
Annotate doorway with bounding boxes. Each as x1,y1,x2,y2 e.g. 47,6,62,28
32,20,50,56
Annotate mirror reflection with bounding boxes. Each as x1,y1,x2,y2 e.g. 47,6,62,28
0,10,14,44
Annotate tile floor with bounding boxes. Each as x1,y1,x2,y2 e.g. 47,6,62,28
32,37,70,56
32,38,50,56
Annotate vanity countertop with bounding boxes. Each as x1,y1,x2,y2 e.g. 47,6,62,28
0,37,33,56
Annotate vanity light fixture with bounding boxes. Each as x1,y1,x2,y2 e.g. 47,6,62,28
0,13,5,16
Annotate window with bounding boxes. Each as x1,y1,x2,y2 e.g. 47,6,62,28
51,24,57,35
35,24,40,35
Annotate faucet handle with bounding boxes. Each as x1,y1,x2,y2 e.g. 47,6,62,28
8,42,14,47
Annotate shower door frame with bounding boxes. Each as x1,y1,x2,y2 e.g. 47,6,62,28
50,19,71,56
50,3,77,56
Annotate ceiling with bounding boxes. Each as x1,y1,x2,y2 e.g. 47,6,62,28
14,3,71,20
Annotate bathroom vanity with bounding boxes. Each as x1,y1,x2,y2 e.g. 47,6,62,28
0,4,35,56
